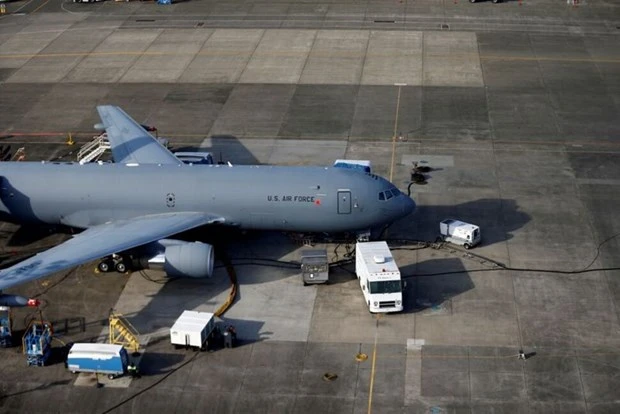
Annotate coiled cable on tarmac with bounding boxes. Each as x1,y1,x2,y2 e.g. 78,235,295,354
222,233,620,279
99,349,203,414
97,231,620,412
383,235,620,278
100,248,239,413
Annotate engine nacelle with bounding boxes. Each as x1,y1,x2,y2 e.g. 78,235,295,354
0,294,39,307
144,241,214,278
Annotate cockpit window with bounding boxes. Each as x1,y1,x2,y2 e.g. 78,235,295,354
379,187,401,201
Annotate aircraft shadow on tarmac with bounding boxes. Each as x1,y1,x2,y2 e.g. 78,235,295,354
407,198,531,247
4,224,76,248
174,134,263,166
116,270,268,346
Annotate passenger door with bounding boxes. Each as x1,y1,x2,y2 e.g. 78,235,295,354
337,191,351,214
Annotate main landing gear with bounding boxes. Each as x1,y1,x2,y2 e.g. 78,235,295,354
98,254,130,274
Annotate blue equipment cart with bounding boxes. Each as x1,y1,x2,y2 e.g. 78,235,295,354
0,306,12,347
22,321,53,366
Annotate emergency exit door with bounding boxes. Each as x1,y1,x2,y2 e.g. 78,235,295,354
337,191,351,214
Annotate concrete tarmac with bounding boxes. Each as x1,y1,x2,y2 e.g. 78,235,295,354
1,0,619,413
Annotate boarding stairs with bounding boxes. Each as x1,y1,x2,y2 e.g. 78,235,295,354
109,311,141,353
78,133,111,164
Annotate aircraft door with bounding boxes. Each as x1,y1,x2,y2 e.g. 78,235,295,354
337,191,351,214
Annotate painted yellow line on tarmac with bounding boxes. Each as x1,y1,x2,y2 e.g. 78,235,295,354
367,315,381,414
389,84,404,183
30,0,51,14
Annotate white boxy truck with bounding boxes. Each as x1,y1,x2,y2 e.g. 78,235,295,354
170,310,216,351
439,219,481,249
355,242,403,313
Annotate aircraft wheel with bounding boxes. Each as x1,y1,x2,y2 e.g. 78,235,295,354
115,261,127,273
98,260,113,273
464,243,471,250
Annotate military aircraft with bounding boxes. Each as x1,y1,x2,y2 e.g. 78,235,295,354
0,105,415,306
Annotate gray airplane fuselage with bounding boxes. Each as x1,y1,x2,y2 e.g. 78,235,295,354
0,162,415,234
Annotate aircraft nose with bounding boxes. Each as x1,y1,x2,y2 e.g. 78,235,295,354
403,196,416,215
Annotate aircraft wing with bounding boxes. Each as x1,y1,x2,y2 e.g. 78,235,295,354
96,105,181,165
0,212,224,291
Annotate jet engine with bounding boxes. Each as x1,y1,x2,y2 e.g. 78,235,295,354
0,294,39,307
142,240,215,278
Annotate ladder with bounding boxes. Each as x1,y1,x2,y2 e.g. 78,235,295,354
77,133,111,165
109,311,140,353
11,147,26,162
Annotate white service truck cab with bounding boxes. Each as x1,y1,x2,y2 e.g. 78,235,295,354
355,242,403,313
439,219,481,249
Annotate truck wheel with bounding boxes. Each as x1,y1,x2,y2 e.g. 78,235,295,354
470,0,476,3
108,374,115,380
464,243,471,250
115,261,127,273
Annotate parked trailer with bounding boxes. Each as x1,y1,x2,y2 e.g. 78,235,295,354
170,310,216,351
439,219,481,249
355,242,403,313
66,343,129,379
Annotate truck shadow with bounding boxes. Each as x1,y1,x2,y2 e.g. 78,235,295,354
137,352,187,376
400,257,474,314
